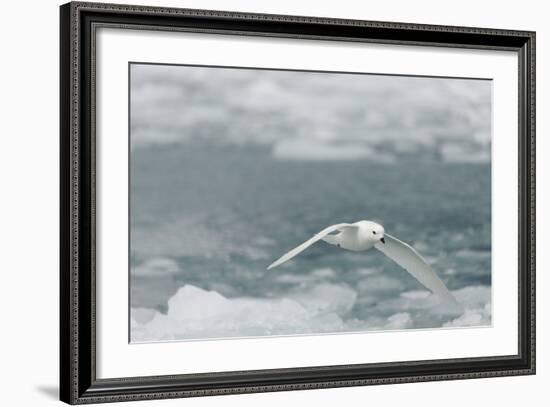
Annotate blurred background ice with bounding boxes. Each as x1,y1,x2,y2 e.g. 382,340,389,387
129,64,492,342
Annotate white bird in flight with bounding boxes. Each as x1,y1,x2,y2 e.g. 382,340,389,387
267,220,459,306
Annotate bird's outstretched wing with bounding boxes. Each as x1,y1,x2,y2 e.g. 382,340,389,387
267,223,356,270
375,233,460,306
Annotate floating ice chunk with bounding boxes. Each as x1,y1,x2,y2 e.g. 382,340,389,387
131,284,354,342
132,307,158,324
452,285,491,310
272,139,395,163
400,290,432,300
167,285,228,321
441,286,492,327
454,249,491,260
385,313,413,330
310,268,337,279
274,273,312,284
288,283,357,315
357,276,405,295
274,268,338,285
440,142,490,164
443,311,485,327
356,268,381,276
132,257,180,276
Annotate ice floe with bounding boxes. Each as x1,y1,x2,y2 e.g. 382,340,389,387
131,283,491,342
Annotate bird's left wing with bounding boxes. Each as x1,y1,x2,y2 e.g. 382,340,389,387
267,223,356,270
375,233,460,306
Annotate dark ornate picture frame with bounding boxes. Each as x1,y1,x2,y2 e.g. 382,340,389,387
60,1,535,404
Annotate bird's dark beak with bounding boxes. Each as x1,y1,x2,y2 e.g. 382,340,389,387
380,237,385,244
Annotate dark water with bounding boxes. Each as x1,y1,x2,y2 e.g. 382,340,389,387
130,143,491,341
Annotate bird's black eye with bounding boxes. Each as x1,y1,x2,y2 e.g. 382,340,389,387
372,231,376,234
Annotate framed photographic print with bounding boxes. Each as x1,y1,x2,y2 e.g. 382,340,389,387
60,1,536,404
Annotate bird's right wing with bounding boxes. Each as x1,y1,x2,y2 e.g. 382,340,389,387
267,223,356,270
375,233,460,306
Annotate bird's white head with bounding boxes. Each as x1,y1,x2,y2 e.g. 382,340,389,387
356,220,386,245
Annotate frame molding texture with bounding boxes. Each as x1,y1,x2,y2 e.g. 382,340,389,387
60,1,535,404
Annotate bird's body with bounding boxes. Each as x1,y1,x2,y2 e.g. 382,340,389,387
322,220,382,251
267,220,460,307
